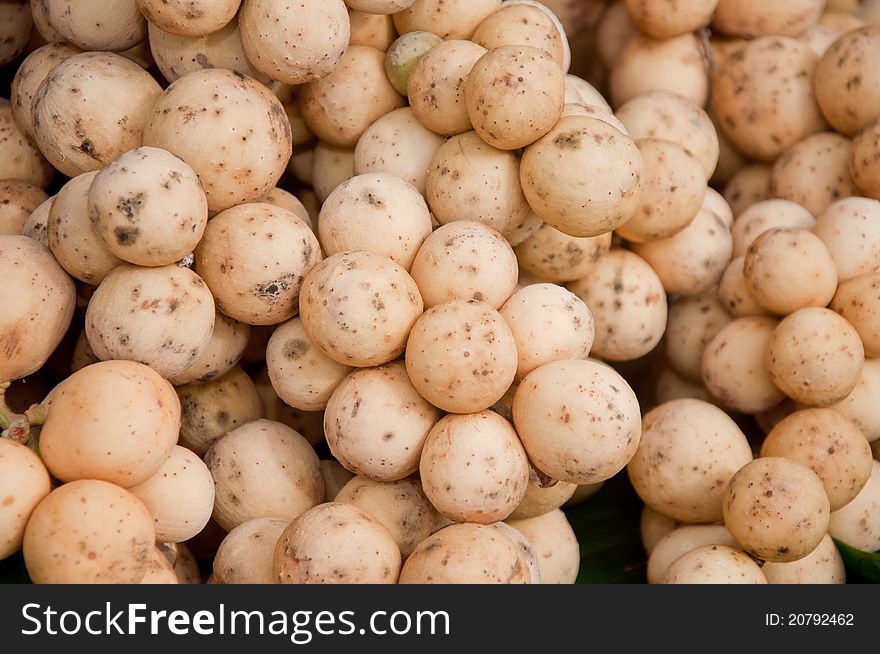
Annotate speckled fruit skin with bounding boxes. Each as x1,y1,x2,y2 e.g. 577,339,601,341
831,273,880,359
273,503,401,584
0,440,51,560
88,146,208,267
702,316,784,414
48,172,123,286
32,52,162,177
425,131,530,239
408,40,488,136
405,299,517,414
0,235,75,382
813,197,880,282
665,292,731,382
23,480,156,584
39,360,181,488
711,36,827,162
335,476,435,557
646,525,738,583
0,180,48,237
0,1,32,67
766,307,864,407
610,33,709,109
353,107,444,194
628,399,753,523
349,9,396,50
712,0,822,38
399,522,530,584
128,445,215,543
149,20,270,85
762,534,845,584
472,3,567,69
508,472,577,521
299,251,424,368
513,359,642,485
143,69,292,212
0,99,54,188
318,172,432,271
213,517,290,584
347,0,416,15
660,545,767,584
731,199,815,258
420,411,529,523
631,208,733,297
206,419,323,532
723,457,831,563
723,164,772,217
515,225,612,283
239,0,350,85
195,202,321,326
616,139,706,243
566,249,667,362
11,43,81,143
266,317,351,412
521,116,643,238
761,408,873,511
829,460,880,552
324,361,441,481
769,132,857,216
500,283,594,380
624,0,718,39
137,0,241,38
718,257,771,318
465,45,565,151
506,509,580,584
85,264,216,379
742,227,838,315
40,0,147,50
393,0,502,40
176,366,264,456
384,31,443,96
168,312,250,386
300,46,404,147
410,220,518,309
814,26,880,137
830,359,880,443
850,121,880,200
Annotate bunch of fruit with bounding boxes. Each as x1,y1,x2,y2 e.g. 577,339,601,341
0,0,878,585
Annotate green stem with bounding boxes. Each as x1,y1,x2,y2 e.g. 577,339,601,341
0,382,13,430
24,403,46,427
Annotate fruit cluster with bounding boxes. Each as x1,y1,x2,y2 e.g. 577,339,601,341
0,0,878,585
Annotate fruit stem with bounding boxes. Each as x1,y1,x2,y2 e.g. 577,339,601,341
24,403,46,427
0,382,35,444
0,381,13,430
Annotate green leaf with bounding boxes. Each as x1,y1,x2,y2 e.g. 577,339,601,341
565,473,647,584
834,540,880,583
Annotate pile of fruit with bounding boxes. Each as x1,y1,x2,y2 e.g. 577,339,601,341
0,0,879,585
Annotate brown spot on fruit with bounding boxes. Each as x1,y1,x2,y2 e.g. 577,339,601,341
79,138,98,159
114,226,140,246
117,193,145,220
553,130,582,149
0,327,20,359
284,339,309,360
